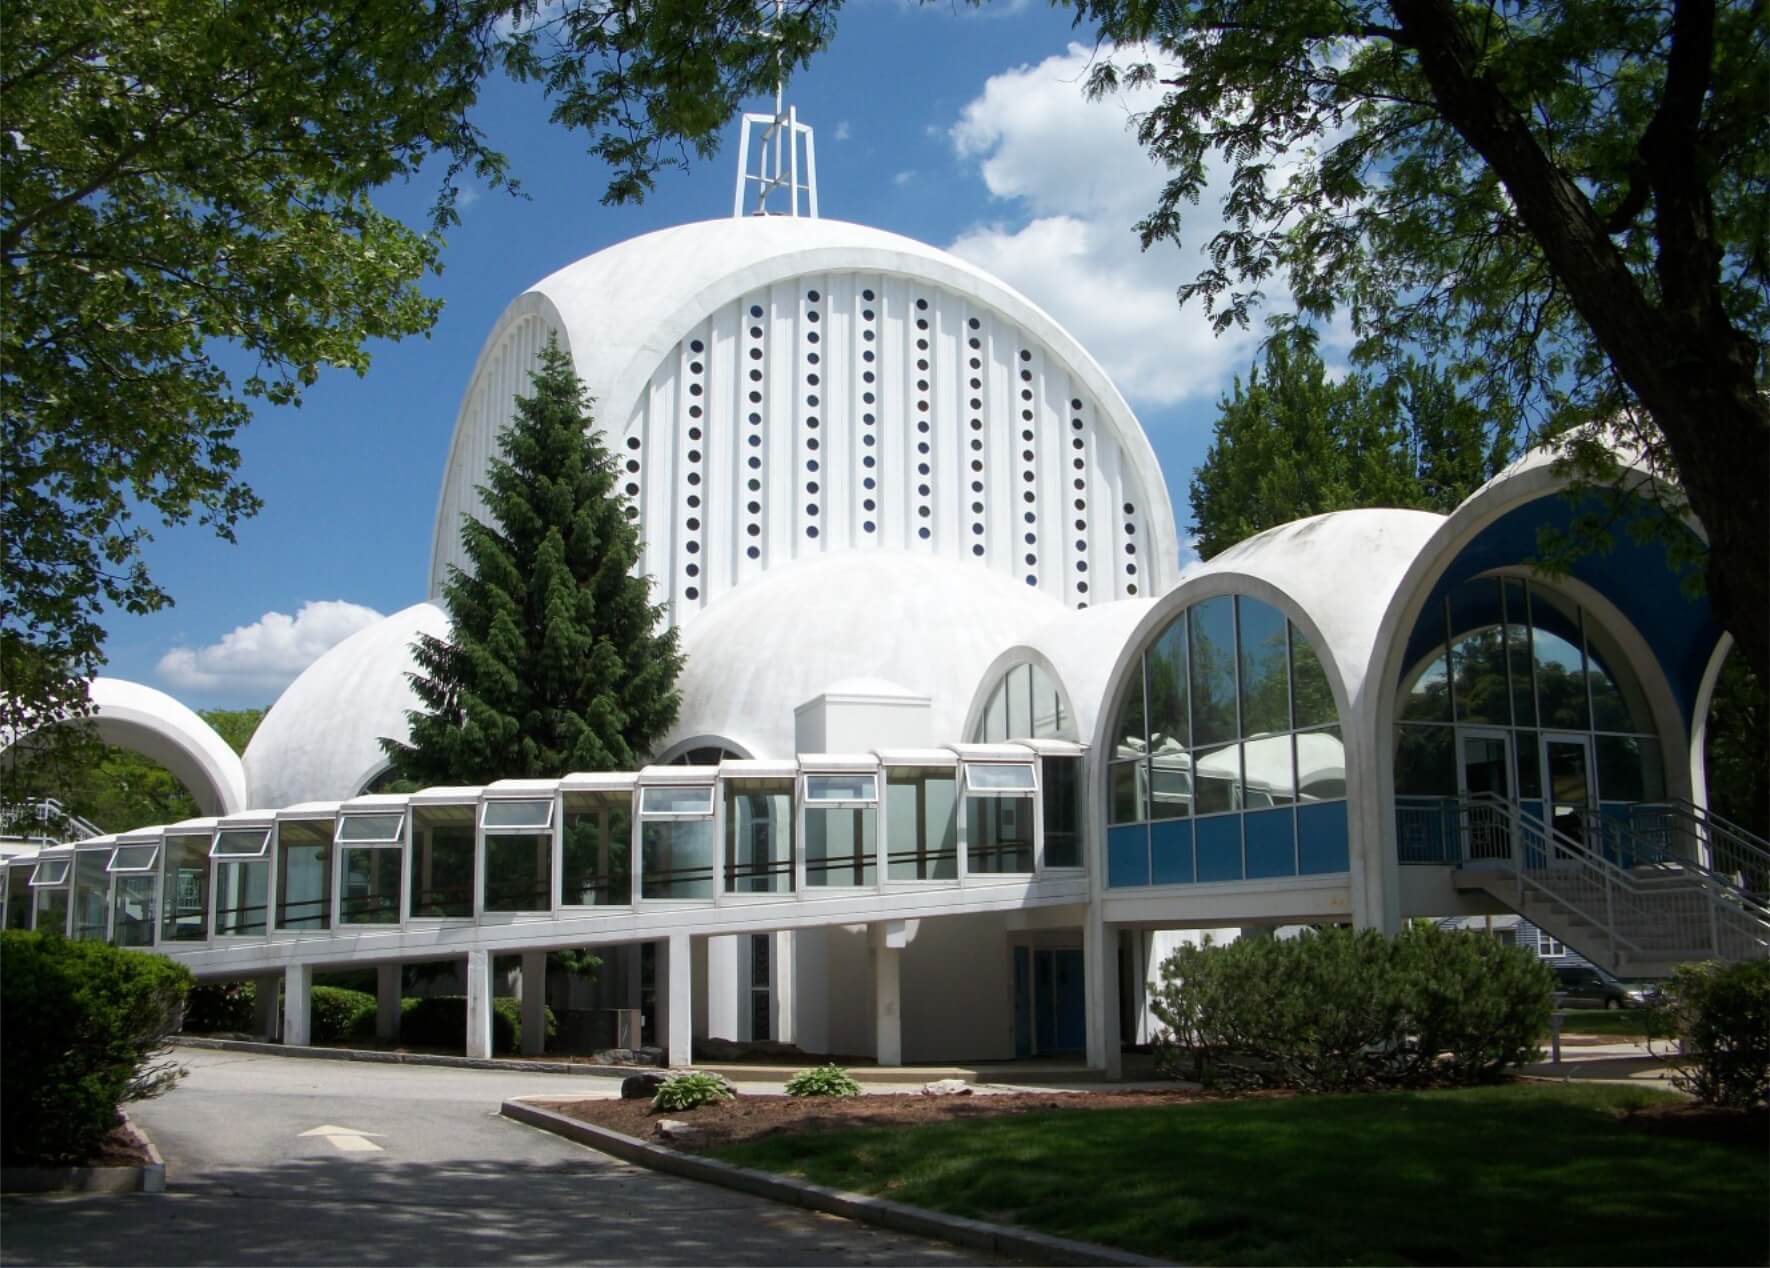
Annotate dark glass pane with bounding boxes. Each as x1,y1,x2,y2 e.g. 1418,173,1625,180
112,876,156,946
1193,741,1240,815
725,780,795,893
1504,579,1536,728
1238,596,1289,737
1189,597,1237,746
641,819,714,900
1462,734,1512,800
1149,752,1192,820
485,834,551,911
804,807,875,886
886,769,957,881
1111,667,1146,761
1531,588,1590,729
1145,617,1188,752
1515,730,1543,799
1041,757,1083,867
410,805,475,918
562,792,632,905
73,850,109,941
1394,726,1456,796
1596,734,1665,803
339,847,401,924
1291,624,1336,729
1585,621,1654,734
1108,760,1145,825
965,794,1034,873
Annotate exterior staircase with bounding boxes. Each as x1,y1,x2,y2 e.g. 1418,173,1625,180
0,799,105,847
1451,793,1770,977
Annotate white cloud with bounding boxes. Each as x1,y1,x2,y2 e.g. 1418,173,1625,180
833,120,852,142
158,601,384,695
944,43,1268,408
892,169,917,187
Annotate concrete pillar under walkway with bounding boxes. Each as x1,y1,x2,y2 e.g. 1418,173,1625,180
869,920,912,1067
1083,912,1121,1079
520,950,547,1057
376,963,402,1042
658,933,692,1068
465,949,493,1059
283,963,311,1048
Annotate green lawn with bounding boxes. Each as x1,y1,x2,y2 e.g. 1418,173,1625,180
1557,1008,1659,1039
710,1084,1766,1266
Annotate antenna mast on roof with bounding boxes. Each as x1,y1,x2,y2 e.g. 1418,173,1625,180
732,0,818,218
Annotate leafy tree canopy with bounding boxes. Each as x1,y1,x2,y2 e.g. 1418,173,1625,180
1190,331,1512,559
383,335,683,785
1,0,831,750
1074,0,1768,679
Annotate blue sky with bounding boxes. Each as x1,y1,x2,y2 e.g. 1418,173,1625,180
106,1,1297,711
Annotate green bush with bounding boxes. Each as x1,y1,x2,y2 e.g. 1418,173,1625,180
398,994,557,1053
310,986,377,1044
1655,960,1770,1107
0,929,193,1164
182,979,258,1033
1151,925,1551,1092
652,1071,734,1111
785,1064,862,1097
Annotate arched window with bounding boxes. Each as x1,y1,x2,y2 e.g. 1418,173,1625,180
1104,594,1346,887
1394,577,1664,863
665,742,747,766
971,661,1076,742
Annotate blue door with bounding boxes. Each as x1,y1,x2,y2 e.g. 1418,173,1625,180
1030,948,1087,1054
1012,946,1032,1057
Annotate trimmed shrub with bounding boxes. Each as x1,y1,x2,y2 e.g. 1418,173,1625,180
1655,959,1770,1107
1,930,193,1164
1151,925,1551,1092
310,986,377,1044
182,979,258,1033
652,1071,734,1111
398,995,557,1053
785,1064,862,1097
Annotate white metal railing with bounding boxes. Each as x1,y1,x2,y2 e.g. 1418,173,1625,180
1458,792,1770,968
0,799,104,845
1625,799,1770,898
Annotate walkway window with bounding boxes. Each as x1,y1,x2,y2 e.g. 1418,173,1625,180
639,785,715,900
411,805,475,918
73,848,111,940
4,866,32,930
210,829,270,936
1105,594,1347,887
965,763,1035,875
972,662,1076,742
726,779,795,894
1395,577,1665,865
276,819,332,930
106,842,159,947
803,772,878,887
886,766,958,881
31,854,72,933
1041,756,1083,868
562,791,632,906
336,811,404,925
160,834,211,941
482,799,553,913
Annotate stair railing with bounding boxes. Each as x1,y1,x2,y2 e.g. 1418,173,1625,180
0,798,105,845
1626,798,1770,897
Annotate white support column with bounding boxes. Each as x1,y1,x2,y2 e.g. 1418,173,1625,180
465,949,493,1060
283,963,312,1048
1083,909,1121,1078
869,920,913,1068
253,973,281,1041
706,934,740,1042
376,963,402,1042
771,929,796,1046
520,950,548,1057
661,933,692,1068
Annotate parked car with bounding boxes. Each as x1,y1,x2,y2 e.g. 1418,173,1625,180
1550,963,1656,1010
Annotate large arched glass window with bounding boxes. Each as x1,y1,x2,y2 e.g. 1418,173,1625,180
971,662,1076,742
1104,595,1346,888
1394,576,1664,864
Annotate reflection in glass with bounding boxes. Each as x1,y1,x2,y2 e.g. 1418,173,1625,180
966,793,1034,873
485,834,552,911
1504,579,1536,728
35,887,71,934
886,769,957,881
339,847,401,924
1291,624,1336,729
1596,734,1665,804
1189,597,1237,746
112,876,156,946
1585,623,1654,734
562,792,632,905
1401,652,1452,723
1146,619,1188,750
277,819,332,929
1295,728,1346,801
804,806,876,886
1108,760,1145,825
410,804,475,918
1193,741,1241,815
214,859,269,935
7,869,37,930
1238,596,1289,736
160,835,211,942
1515,730,1543,799
1530,588,1590,729
641,819,714,900
1041,757,1083,868
1394,725,1455,796
1451,626,1510,725
726,779,795,893
73,850,110,940
1238,733,1295,808
972,662,1074,742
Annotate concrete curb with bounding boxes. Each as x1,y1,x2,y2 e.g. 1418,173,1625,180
501,1097,1167,1267
174,1036,654,1078
1,1111,166,1196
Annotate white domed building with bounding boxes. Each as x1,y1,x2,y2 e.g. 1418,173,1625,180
6,118,1753,1073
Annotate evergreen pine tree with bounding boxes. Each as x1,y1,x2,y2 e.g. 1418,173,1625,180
383,335,682,785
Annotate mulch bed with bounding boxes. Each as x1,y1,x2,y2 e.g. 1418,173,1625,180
1617,1102,1769,1150
539,1087,1220,1152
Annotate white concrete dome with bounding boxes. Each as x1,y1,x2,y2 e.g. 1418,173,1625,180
431,216,1182,623
242,601,448,808
80,678,248,816
665,549,1071,758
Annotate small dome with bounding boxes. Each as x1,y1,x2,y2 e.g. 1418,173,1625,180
667,551,1067,757
242,601,448,807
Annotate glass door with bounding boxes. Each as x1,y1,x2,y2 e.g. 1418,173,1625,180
1542,733,1596,867
1456,728,1513,865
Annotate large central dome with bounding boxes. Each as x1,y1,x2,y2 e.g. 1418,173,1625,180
430,216,1181,622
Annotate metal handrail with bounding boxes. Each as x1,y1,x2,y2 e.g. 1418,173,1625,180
0,798,105,844
1588,806,1770,921
1652,796,1770,854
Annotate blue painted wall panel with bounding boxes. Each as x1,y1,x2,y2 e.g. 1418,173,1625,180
1297,800,1350,874
1195,815,1243,883
1107,824,1150,888
1244,808,1297,879
1151,818,1195,885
